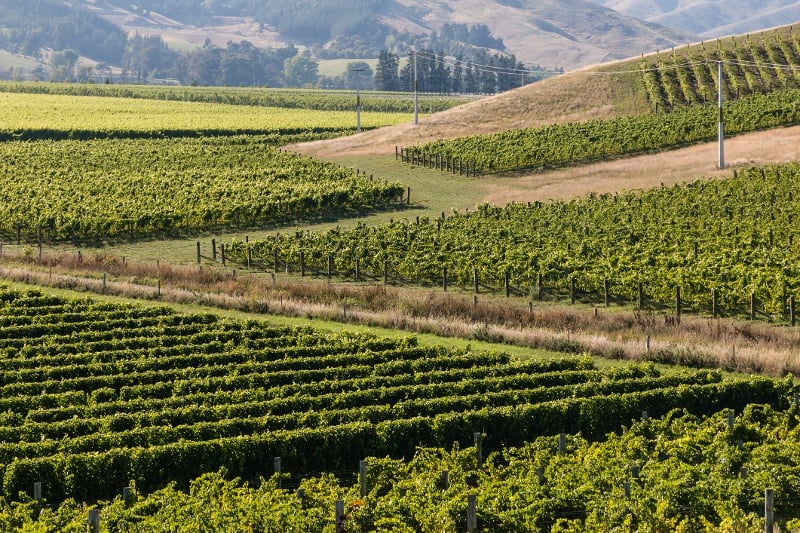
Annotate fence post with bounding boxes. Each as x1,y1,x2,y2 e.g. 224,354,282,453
559,433,566,453
765,487,774,532
637,282,644,309
443,266,448,292
467,494,477,532
360,459,367,497
300,251,305,277
335,500,345,533
274,457,282,488
712,288,719,318
196,241,201,264
327,255,333,279
88,510,100,533
212,239,217,262
33,482,42,501
473,268,479,294
570,277,576,304
247,244,252,269
221,244,226,266
474,432,483,466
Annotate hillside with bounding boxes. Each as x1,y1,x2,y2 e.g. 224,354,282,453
291,22,800,204
77,0,696,71
288,60,633,158
292,23,800,152
596,0,800,38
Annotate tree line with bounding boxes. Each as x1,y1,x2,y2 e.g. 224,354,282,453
375,49,555,94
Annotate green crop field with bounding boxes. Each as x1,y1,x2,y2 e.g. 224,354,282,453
0,136,404,241
0,91,414,139
0,81,470,115
0,289,785,509
7,405,800,531
230,163,800,320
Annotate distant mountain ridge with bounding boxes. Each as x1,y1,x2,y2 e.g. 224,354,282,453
80,0,698,70
594,0,800,38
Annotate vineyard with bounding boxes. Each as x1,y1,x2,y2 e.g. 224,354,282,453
5,405,800,531
639,28,800,111
403,88,800,174
231,163,800,320
403,27,800,174
3,22,800,533
0,136,404,241
0,91,416,141
0,82,469,114
0,286,784,510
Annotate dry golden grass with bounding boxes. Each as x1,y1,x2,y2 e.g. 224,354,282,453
288,68,621,159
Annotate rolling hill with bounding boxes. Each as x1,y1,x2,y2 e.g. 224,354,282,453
595,0,800,38
78,0,696,71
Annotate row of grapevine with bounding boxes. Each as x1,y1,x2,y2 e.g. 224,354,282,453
6,405,800,531
641,28,800,111
230,163,800,319
0,91,412,141
404,88,800,174
0,136,404,241
0,287,786,503
0,82,470,114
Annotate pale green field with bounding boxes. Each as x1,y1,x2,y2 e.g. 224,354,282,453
0,91,414,132
0,50,42,72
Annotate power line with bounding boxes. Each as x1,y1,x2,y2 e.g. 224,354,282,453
414,46,800,79
410,50,557,78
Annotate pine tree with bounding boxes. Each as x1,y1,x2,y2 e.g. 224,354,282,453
374,50,400,91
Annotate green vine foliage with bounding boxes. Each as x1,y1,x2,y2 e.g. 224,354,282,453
0,287,787,506
0,137,404,241
235,163,800,318
5,405,800,531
